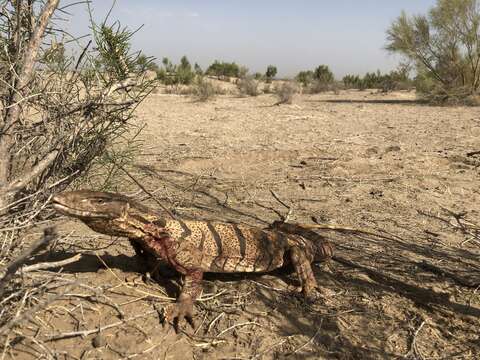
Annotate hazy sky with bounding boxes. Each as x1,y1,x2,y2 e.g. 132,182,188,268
64,0,437,78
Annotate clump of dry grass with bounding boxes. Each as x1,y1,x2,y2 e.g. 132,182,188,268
307,80,341,94
192,77,221,102
237,76,260,96
274,81,299,104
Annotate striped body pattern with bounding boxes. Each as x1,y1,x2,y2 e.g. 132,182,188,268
163,219,293,273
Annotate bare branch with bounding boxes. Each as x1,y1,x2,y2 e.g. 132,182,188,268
22,253,82,273
5,149,58,194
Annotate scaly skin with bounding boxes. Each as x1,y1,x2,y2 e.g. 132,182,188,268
51,190,334,328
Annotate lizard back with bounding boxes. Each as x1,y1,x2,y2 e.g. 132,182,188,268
165,219,291,273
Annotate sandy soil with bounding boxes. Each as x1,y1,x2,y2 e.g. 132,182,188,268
4,89,480,359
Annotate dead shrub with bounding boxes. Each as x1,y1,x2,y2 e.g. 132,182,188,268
308,81,341,94
274,81,299,104
0,4,153,233
237,76,260,96
192,77,220,101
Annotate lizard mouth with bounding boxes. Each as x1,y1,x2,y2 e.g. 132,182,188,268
51,197,109,219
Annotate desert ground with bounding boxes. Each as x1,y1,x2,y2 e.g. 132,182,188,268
4,87,480,359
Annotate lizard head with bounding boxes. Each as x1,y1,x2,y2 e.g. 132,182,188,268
52,190,165,238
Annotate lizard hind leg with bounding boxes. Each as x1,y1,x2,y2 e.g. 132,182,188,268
289,246,318,301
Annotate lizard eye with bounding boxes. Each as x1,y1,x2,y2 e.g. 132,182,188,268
95,199,105,204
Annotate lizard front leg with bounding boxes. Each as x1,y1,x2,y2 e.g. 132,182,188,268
163,269,203,329
290,246,318,301
162,242,204,330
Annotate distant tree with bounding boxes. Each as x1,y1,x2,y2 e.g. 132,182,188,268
314,65,334,83
194,62,203,75
179,56,191,70
162,57,175,72
176,55,195,84
386,0,480,102
265,65,277,82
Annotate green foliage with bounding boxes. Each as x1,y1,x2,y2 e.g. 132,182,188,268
295,65,336,93
313,65,334,84
295,70,314,86
176,55,195,85
342,74,362,88
254,72,264,80
0,0,155,237
162,57,175,72
265,65,277,81
42,42,66,70
343,66,413,91
94,23,136,80
206,60,240,77
386,0,480,102
156,55,196,85
194,62,203,75
137,54,159,72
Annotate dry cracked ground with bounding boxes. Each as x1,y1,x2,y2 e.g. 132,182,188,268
3,89,480,359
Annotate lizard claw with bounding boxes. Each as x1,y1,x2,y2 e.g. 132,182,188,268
162,294,195,332
288,284,320,303
303,289,320,303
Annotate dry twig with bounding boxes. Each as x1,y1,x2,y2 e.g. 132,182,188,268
22,253,82,273
0,227,57,297
44,310,157,341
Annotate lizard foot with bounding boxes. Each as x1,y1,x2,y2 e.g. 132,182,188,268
303,288,320,303
288,284,320,303
162,294,195,332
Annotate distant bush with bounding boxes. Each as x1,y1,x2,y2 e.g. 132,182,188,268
206,60,240,78
301,65,335,93
176,56,195,85
192,77,219,101
342,74,362,89
296,65,334,92
274,81,299,104
254,72,264,80
296,70,314,86
156,55,195,85
308,81,340,94
237,76,260,96
343,66,414,92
